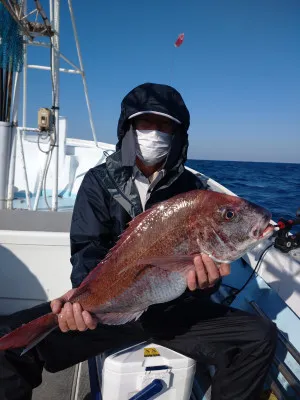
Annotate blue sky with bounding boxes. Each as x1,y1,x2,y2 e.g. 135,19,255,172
25,0,300,163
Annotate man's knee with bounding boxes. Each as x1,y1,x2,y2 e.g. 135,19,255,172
251,315,277,358
0,322,44,396
0,349,37,400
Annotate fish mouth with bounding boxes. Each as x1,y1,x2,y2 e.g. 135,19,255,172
259,223,275,239
250,218,274,240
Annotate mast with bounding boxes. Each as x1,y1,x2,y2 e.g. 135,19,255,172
50,0,60,211
0,0,98,211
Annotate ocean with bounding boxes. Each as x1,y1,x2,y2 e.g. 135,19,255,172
186,160,300,224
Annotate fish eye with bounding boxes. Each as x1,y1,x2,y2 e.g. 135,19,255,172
222,209,235,221
226,210,235,219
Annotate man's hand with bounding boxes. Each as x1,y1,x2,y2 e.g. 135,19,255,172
50,289,98,332
187,253,230,291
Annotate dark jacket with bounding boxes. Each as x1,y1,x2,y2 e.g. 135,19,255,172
69,83,209,292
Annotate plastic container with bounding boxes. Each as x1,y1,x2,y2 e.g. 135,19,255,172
98,341,196,400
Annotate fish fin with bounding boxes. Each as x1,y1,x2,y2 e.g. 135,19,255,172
0,313,58,351
96,309,147,325
21,325,57,355
100,208,156,264
137,255,195,273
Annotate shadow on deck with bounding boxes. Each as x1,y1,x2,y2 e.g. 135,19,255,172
33,361,91,400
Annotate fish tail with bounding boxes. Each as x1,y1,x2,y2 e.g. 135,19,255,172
0,312,58,352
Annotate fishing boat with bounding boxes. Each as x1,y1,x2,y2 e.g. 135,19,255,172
0,1,299,399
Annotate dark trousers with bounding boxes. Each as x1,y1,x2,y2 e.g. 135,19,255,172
0,297,277,400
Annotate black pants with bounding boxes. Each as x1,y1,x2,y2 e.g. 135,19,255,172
0,297,277,400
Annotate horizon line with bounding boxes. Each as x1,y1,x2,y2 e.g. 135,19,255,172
187,158,300,165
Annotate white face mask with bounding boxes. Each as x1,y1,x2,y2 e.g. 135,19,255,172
135,129,173,166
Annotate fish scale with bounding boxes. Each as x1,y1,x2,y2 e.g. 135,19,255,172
0,190,274,352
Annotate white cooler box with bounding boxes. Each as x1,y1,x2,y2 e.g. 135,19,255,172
97,342,196,400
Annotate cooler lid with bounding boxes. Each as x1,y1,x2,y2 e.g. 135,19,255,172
103,341,196,374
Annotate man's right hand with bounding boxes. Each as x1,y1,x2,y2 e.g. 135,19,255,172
50,289,98,332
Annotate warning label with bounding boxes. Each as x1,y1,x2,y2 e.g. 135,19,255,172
144,347,160,357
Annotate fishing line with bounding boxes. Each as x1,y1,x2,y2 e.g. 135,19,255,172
221,212,300,305
221,243,274,305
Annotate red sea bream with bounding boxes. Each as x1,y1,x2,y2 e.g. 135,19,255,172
0,190,274,351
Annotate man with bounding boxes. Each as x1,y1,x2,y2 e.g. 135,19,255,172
0,83,276,400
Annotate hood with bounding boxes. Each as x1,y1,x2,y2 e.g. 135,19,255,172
116,82,191,172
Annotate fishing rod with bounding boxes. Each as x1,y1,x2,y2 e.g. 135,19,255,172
2,68,8,121
5,64,13,122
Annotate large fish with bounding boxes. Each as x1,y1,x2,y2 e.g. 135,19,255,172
0,190,274,351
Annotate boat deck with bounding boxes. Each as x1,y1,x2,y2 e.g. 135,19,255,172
33,361,91,400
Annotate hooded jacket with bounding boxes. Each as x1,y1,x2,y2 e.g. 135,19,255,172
70,83,207,288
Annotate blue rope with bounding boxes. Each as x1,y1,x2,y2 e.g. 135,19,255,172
0,3,24,72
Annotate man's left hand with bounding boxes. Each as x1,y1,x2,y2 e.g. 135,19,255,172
187,253,230,291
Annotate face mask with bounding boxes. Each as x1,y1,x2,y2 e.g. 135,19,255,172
135,129,173,166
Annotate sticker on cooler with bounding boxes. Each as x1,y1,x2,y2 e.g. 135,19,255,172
144,347,160,357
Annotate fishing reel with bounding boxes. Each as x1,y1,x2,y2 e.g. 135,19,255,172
273,208,300,259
